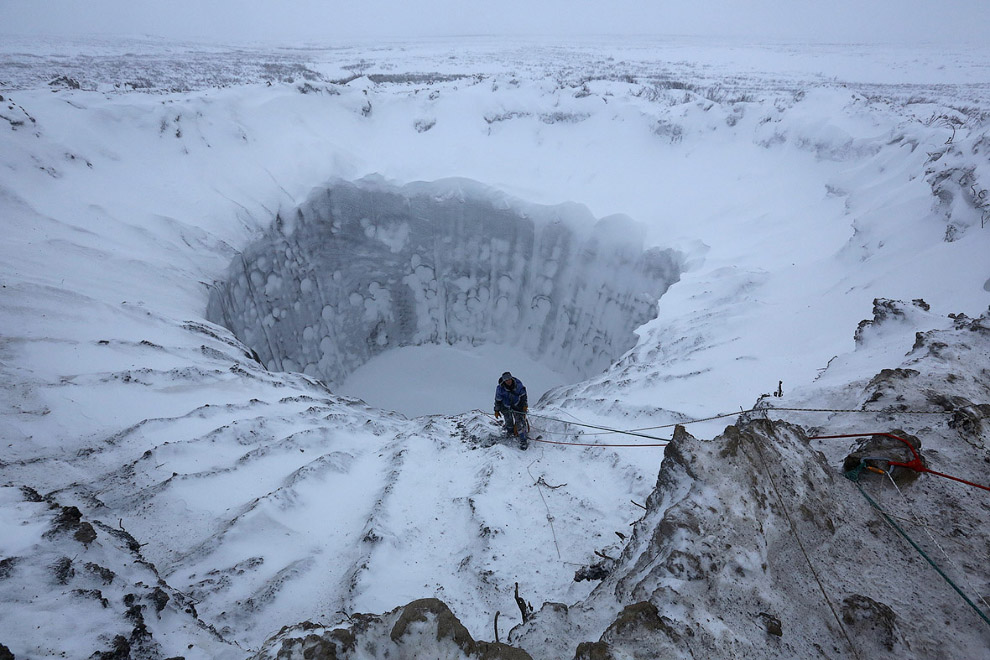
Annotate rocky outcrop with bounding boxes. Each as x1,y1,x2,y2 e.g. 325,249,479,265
527,305,990,659
854,298,932,345
558,419,899,659
256,598,532,660
506,413,986,658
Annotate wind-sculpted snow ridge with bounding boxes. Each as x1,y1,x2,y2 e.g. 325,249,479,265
208,177,682,388
0,485,243,659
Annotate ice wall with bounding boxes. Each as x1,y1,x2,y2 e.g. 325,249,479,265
207,178,682,389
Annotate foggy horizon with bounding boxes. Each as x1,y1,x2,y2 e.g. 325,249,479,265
2,0,988,46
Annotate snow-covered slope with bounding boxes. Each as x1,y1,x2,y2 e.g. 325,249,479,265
509,303,990,659
1,38,989,659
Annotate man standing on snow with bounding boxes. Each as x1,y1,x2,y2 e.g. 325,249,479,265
494,371,529,450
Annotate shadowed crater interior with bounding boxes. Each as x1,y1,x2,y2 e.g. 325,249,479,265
207,177,682,409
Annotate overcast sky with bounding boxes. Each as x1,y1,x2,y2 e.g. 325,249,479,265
2,0,988,44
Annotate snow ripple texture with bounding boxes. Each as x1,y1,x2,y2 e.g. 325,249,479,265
207,178,682,387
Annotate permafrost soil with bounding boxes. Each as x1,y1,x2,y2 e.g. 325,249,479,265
206,177,681,390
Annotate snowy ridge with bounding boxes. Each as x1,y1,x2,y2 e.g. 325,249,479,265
1,39,989,658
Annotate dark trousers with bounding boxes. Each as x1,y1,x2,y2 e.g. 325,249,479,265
501,408,528,438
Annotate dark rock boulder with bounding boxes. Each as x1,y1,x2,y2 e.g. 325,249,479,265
841,430,924,486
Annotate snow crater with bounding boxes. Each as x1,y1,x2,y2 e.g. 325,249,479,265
207,178,682,414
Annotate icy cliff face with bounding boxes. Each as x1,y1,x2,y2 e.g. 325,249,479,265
207,178,682,389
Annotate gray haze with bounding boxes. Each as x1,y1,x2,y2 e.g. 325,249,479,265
2,0,988,44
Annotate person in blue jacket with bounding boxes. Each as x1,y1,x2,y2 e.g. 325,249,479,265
494,371,529,450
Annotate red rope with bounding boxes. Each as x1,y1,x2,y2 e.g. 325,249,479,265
515,423,987,490
811,432,990,493
909,466,990,492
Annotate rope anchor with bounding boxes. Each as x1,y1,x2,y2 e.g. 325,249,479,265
814,433,990,493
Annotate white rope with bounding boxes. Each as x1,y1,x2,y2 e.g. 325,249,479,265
884,472,990,614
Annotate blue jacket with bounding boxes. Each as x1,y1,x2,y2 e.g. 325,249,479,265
495,378,528,412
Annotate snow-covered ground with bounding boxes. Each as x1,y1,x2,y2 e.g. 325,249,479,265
1,36,989,658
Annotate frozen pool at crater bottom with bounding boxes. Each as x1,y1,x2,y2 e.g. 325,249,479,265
337,343,570,418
